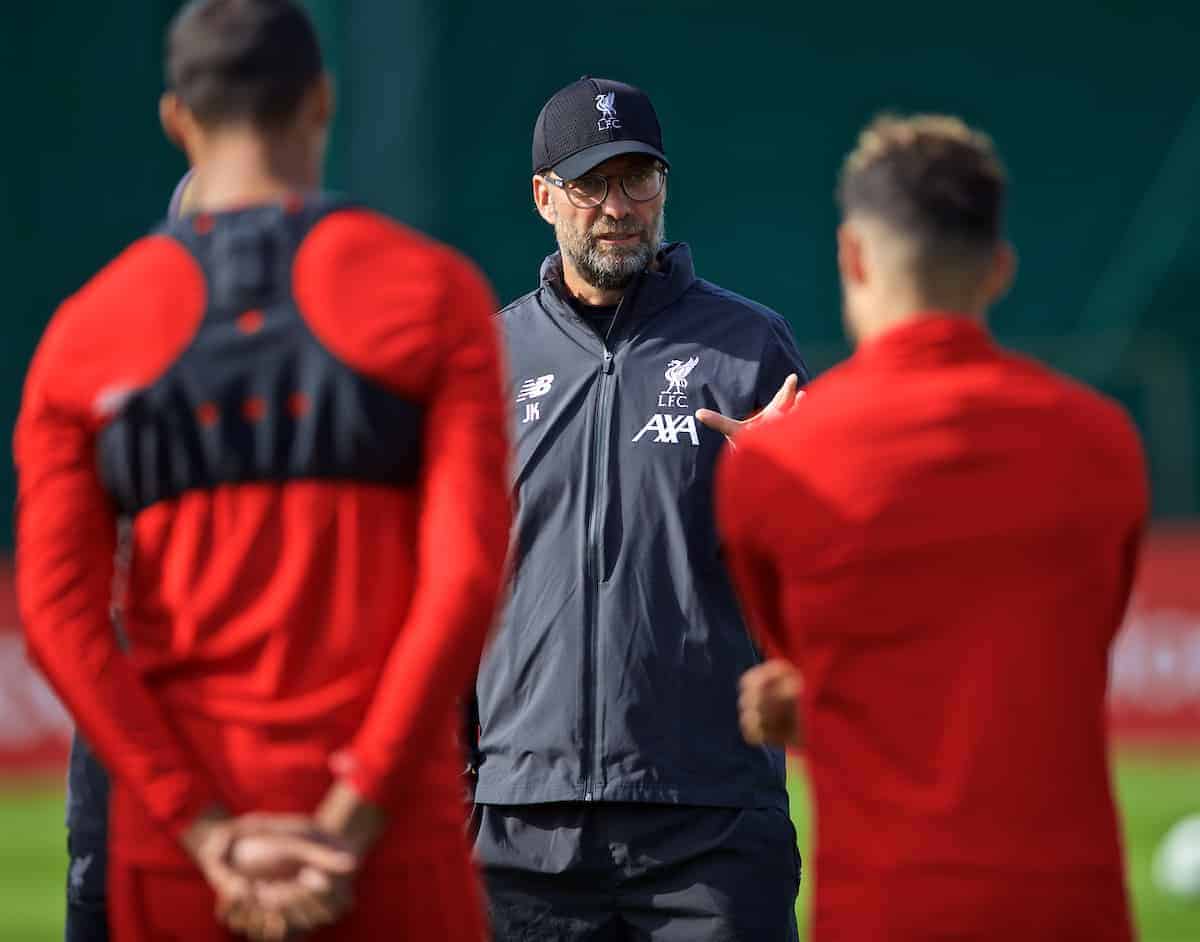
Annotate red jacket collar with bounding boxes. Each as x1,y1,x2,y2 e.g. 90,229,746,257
853,313,994,368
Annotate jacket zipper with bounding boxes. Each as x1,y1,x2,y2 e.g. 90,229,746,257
580,292,629,802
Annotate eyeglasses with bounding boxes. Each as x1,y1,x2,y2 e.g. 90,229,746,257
542,164,667,209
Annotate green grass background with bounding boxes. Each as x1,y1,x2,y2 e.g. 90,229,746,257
1,755,1197,940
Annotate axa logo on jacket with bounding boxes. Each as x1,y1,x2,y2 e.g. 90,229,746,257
633,355,701,445
632,413,700,446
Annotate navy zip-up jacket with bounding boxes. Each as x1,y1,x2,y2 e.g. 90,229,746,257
474,242,808,811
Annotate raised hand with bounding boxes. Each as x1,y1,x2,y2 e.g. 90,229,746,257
695,373,806,443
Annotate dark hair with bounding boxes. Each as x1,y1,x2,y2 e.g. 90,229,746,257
166,0,323,129
837,114,1007,268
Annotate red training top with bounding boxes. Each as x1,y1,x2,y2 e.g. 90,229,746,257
15,200,512,868
717,315,1145,941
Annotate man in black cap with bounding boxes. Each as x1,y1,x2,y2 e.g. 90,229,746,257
470,76,807,940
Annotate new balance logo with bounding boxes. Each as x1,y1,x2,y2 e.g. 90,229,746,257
516,374,555,403
632,414,700,446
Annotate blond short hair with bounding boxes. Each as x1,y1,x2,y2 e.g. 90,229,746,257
837,113,1007,262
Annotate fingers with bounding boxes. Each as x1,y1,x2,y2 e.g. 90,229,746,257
739,701,766,745
228,812,358,882
261,834,357,874
227,869,352,942
217,816,358,941
232,835,304,880
300,865,354,914
199,828,253,917
217,881,283,941
695,407,740,438
739,660,803,747
220,883,340,942
739,665,770,744
242,900,289,942
696,375,806,441
208,861,252,907
290,868,342,927
254,879,320,933
232,832,356,879
767,374,798,412
274,867,352,927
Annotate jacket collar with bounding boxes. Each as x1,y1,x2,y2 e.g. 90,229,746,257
853,313,995,369
538,241,697,334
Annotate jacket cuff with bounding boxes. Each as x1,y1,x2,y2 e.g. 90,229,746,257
329,749,386,806
156,775,229,844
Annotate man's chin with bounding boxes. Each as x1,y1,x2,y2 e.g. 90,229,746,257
569,242,655,291
578,265,637,292
592,242,644,260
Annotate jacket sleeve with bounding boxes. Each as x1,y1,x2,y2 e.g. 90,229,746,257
335,255,513,804
1109,416,1151,643
755,313,811,409
714,442,791,661
15,304,225,841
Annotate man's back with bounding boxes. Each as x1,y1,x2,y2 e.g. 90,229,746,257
720,316,1146,939
17,199,510,871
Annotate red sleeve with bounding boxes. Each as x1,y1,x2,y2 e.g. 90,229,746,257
715,441,791,661
1110,413,1151,643
335,253,512,804
14,295,224,840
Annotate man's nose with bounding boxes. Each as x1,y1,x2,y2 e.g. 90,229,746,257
600,180,633,217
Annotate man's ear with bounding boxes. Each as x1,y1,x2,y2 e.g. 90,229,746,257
836,221,868,287
532,175,556,226
304,73,335,132
160,92,188,150
983,240,1017,306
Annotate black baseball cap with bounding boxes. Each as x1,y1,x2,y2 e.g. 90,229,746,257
532,77,669,180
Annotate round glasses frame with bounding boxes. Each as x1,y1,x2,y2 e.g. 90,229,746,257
541,164,668,209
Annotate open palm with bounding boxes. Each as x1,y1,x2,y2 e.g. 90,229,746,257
695,373,806,442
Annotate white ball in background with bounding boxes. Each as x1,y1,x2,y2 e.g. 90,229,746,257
1153,814,1200,899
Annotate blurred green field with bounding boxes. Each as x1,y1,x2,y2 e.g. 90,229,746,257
1,755,1197,940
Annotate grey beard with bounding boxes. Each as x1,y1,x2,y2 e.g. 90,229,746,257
558,213,665,291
